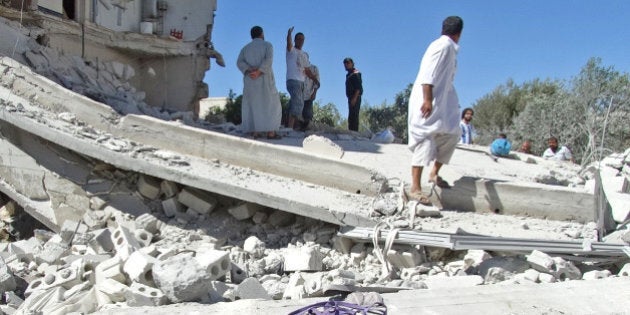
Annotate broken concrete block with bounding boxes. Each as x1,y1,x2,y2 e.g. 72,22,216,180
8,237,41,262
162,197,185,218
268,210,295,227
59,220,89,245
386,246,422,269
230,262,248,284
133,229,153,248
234,277,271,300
618,263,630,276
463,250,491,268
552,257,581,281
349,243,367,265
207,281,236,303
137,174,161,200
251,211,268,224
110,225,141,261
283,272,306,300
195,250,231,281
95,256,126,284
538,273,557,283
88,228,114,254
160,180,180,198
135,213,161,234
302,135,345,159
90,196,108,210
95,278,128,302
123,251,157,286
527,250,555,273
283,246,323,272
522,268,540,282
331,235,354,255
25,265,83,297
125,282,167,306
582,269,612,280
152,253,211,303
82,210,109,229
0,256,17,295
177,188,218,215
243,236,266,259
35,241,70,265
228,202,263,221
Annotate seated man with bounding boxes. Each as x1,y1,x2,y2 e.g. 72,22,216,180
517,140,533,154
542,136,575,163
490,133,512,157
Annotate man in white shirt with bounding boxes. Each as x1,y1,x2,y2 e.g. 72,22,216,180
407,16,463,204
286,27,318,130
542,136,575,163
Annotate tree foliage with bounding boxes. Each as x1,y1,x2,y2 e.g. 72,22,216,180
363,84,411,142
475,58,630,165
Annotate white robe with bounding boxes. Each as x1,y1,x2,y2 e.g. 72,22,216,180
408,35,460,151
237,38,282,133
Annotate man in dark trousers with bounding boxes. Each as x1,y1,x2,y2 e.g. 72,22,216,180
343,57,362,131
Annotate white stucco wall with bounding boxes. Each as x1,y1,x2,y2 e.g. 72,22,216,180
38,0,63,14
162,0,216,41
93,0,143,33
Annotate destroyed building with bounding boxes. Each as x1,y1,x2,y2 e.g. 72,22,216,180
1,1,630,314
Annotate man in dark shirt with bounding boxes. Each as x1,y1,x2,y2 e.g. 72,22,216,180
343,57,363,131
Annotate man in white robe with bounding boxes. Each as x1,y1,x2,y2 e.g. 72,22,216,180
407,16,464,204
237,26,282,139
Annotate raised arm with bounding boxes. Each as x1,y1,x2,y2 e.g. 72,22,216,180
286,26,294,52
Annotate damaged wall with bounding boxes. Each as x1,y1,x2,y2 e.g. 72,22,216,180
0,1,222,116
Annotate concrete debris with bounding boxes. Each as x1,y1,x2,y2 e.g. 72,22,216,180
1,3,630,314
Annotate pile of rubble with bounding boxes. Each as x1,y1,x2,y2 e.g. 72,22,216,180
1,163,629,314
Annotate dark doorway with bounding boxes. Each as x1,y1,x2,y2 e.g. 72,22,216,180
63,0,75,20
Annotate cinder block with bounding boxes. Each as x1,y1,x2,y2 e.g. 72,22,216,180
83,210,109,229
228,203,263,220
283,246,323,272
125,282,167,306
135,213,161,234
110,225,141,261
552,257,581,280
527,250,554,273
463,250,491,268
0,256,17,294
160,180,180,198
133,229,153,247
138,174,161,200
618,263,630,276
230,262,248,284
582,269,612,280
177,188,218,214
123,251,157,286
25,265,83,297
387,246,422,269
195,250,231,281
88,228,114,254
162,197,185,218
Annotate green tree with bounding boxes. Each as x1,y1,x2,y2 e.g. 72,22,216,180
312,101,342,127
363,84,411,142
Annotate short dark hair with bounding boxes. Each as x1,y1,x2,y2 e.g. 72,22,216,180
343,57,353,64
461,107,473,119
548,136,558,142
250,26,263,39
442,16,463,36
295,32,304,41
499,133,507,139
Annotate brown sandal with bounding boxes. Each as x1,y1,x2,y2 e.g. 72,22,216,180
407,191,432,206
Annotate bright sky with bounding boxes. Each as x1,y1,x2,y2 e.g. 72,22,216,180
203,1,630,118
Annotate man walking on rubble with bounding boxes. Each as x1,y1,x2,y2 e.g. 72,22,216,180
407,16,464,205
